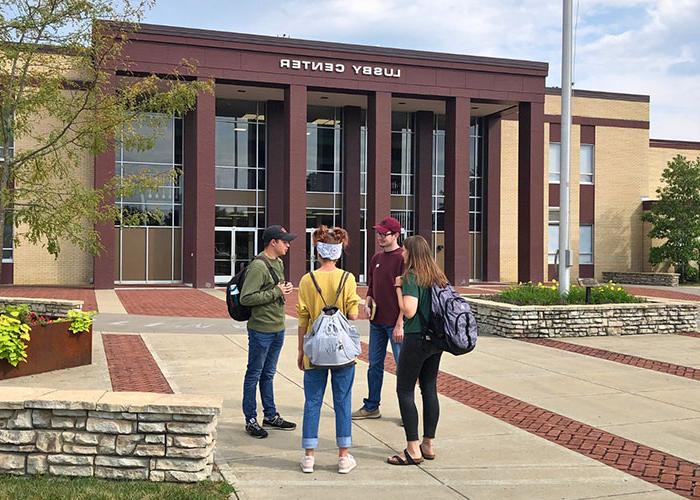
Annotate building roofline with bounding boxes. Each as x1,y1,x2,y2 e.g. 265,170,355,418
546,87,650,103
650,139,700,151
103,21,549,74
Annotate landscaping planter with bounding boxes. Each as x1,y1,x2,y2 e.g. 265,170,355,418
0,322,92,380
601,271,680,287
465,297,698,338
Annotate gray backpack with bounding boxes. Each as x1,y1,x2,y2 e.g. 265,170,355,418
418,283,477,356
303,271,361,367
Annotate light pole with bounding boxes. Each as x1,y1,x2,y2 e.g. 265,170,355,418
559,0,573,296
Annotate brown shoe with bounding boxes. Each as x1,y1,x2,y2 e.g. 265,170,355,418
352,407,381,420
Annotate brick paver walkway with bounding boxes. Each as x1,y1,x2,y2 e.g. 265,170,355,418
102,334,173,393
359,343,700,499
679,332,700,339
0,286,98,311
116,289,228,317
624,286,700,302
520,338,700,381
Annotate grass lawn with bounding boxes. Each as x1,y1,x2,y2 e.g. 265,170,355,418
0,475,234,500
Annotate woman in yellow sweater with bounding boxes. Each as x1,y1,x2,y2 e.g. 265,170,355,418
296,226,360,474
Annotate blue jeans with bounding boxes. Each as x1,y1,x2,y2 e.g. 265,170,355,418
363,323,401,412
242,329,285,421
302,364,355,449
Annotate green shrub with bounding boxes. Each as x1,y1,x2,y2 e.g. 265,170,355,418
0,309,32,367
493,281,643,306
66,310,95,334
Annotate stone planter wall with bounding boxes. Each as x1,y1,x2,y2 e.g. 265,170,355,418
0,297,83,317
0,323,92,380
601,271,680,287
0,388,221,482
466,297,698,338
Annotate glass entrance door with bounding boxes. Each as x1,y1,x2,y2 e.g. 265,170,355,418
215,227,257,284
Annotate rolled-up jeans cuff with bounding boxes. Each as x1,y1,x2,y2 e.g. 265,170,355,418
302,437,318,449
336,436,352,448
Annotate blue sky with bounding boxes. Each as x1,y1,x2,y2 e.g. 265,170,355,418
143,0,700,141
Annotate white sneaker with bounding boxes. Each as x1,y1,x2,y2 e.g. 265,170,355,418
300,455,314,473
338,454,357,474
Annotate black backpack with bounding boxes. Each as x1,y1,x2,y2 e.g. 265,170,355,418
226,257,279,321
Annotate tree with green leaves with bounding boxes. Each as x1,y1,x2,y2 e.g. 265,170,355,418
642,154,700,282
0,0,211,274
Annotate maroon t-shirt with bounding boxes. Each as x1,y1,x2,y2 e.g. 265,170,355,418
367,247,405,326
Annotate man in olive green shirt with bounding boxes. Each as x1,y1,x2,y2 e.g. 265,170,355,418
240,225,297,438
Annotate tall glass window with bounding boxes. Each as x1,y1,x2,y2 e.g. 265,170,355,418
431,116,484,280
580,144,595,184
306,106,343,271
580,224,594,264
548,208,560,264
214,99,267,282
115,113,183,283
549,142,561,183
391,112,415,236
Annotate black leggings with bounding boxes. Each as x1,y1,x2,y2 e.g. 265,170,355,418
396,333,443,442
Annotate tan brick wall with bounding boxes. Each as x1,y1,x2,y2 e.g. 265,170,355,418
594,126,649,277
12,108,94,286
500,119,519,283
545,95,649,122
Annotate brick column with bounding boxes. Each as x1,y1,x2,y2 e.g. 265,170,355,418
183,83,216,288
283,85,307,284
444,97,471,285
342,105,362,278
93,74,117,289
366,91,392,259
266,100,285,226
484,116,501,282
414,110,434,246
518,101,545,283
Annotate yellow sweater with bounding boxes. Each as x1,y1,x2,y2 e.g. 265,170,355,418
296,268,360,332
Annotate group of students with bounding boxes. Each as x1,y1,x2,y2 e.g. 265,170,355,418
238,217,447,474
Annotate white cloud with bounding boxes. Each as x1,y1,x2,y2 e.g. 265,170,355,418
146,0,700,140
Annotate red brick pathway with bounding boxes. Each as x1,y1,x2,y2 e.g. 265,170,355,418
116,289,228,318
102,334,173,393
0,286,98,311
359,343,700,499
624,286,700,302
520,338,700,381
679,332,700,339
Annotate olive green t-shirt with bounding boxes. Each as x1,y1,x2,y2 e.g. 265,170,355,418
402,272,431,334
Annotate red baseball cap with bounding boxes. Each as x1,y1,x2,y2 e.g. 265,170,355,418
373,216,401,234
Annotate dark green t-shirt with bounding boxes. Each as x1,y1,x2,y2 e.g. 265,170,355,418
402,272,431,334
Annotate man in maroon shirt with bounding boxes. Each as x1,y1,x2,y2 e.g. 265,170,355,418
352,216,404,420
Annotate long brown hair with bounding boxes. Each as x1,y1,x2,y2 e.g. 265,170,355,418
402,235,448,288
312,225,349,262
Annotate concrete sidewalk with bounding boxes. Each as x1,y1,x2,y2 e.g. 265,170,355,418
1,309,699,498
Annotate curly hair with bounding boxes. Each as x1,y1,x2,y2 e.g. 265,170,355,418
312,225,349,247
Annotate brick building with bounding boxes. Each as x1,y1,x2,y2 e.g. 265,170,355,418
2,23,698,288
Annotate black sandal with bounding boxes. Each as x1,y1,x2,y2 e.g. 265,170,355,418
419,443,435,460
387,448,424,466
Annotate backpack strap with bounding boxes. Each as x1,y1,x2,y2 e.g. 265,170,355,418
255,256,280,285
308,271,328,308
309,271,350,309
331,271,350,308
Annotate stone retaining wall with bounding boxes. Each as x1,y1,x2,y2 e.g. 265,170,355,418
0,297,83,317
0,388,221,482
601,272,680,287
466,297,698,338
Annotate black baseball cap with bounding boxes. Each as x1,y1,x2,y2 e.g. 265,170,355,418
262,225,297,246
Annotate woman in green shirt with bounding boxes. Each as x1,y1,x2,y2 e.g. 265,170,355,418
388,235,448,466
